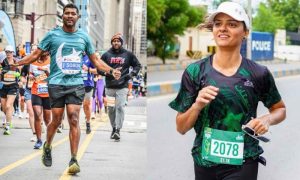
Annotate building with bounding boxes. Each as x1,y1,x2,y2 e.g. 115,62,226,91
75,0,105,51
128,0,146,65
177,27,215,59
0,0,75,48
102,0,131,50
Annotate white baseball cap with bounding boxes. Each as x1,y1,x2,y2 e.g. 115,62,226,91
208,1,250,30
5,45,15,52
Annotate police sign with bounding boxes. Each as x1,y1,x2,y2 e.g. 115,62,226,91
251,32,274,61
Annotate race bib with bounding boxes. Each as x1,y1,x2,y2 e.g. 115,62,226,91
62,55,81,75
82,70,88,80
37,83,48,94
106,95,116,107
3,71,16,82
202,127,244,165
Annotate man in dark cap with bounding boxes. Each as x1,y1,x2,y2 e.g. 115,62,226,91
100,33,141,141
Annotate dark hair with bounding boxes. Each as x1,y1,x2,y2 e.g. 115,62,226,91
63,3,79,14
198,17,248,32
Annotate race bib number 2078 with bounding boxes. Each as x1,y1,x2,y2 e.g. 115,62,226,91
202,127,244,165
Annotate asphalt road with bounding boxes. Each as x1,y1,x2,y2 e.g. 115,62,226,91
0,98,146,180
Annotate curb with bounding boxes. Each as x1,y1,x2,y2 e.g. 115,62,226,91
148,68,300,96
148,59,286,72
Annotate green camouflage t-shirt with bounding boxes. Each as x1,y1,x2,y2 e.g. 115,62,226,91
169,55,281,167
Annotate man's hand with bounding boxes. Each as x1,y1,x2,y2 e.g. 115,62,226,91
112,67,122,80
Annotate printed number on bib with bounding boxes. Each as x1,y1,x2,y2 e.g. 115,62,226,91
3,71,16,82
37,83,48,94
82,70,88,80
62,55,81,75
202,127,244,165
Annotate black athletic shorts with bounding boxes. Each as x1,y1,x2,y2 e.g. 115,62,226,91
48,84,85,108
19,87,25,96
194,158,258,180
31,94,51,110
0,83,19,98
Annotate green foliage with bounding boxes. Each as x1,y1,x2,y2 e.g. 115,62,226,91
254,0,300,33
147,0,165,34
212,0,228,9
147,0,206,63
253,3,285,33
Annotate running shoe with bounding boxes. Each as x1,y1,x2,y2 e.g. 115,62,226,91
2,117,6,128
34,140,43,149
112,129,120,141
18,112,24,119
3,127,11,135
110,127,116,139
91,113,96,119
68,157,80,174
86,123,91,134
30,136,37,142
57,127,62,133
42,142,52,167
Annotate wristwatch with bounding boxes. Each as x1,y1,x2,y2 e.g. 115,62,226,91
109,68,113,75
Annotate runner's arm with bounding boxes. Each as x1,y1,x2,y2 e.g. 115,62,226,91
88,53,121,79
176,86,219,135
176,105,202,135
89,53,113,74
15,48,43,66
246,100,286,135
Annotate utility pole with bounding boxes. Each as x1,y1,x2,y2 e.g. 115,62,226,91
247,0,252,59
25,12,57,45
26,12,35,44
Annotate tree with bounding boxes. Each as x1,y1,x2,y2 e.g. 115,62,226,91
147,0,206,64
252,3,285,33
267,0,300,32
212,0,228,9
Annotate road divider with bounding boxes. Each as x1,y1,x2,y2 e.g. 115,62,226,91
148,69,300,96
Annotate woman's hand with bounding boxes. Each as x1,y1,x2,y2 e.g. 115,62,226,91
245,116,270,135
192,86,219,111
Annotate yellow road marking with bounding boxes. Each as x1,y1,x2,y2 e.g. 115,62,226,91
59,121,102,180
0,136,69,176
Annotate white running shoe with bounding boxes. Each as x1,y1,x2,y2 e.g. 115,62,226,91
18,112,24,119
30,136,37,142
2,117,6,126
91,113,96,119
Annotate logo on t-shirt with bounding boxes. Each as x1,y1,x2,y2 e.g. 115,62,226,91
56,43,82,75
244,79,254,88
110,57,125,64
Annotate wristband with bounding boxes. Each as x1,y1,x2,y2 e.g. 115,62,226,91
109,69,113,75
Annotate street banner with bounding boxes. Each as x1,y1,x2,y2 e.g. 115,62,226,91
0,10,16,53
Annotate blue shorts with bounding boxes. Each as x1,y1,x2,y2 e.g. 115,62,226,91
24,88,32,101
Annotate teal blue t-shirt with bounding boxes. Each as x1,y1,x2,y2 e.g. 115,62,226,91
38,27,95,85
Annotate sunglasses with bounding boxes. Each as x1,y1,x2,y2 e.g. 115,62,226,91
242,125,270,143
5,51,13,53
